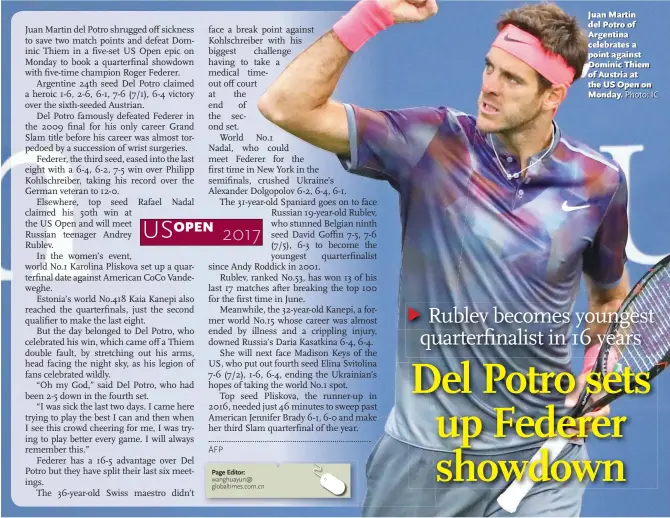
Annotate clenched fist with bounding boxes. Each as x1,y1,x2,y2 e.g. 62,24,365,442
377,0,438,23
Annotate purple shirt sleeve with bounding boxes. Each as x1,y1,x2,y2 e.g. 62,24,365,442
582,168,629,288
338,103,455,191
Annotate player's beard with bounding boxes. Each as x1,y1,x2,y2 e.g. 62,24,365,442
493,100,544,138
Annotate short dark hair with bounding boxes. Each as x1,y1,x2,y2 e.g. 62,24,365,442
496,2,588,89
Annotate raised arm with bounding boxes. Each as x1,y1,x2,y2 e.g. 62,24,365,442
257,31,353,156
257,0,438,157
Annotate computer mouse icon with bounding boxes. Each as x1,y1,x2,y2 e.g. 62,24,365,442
320,473,347,496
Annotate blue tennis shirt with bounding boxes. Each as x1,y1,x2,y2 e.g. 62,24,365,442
338,103,629,453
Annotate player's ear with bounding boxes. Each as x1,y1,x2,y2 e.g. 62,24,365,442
543,84,567,112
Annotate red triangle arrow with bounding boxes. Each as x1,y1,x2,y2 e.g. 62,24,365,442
408,308,420,321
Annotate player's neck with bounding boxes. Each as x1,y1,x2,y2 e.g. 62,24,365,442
496,119,554,170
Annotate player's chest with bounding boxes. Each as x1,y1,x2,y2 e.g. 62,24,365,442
412,165,601,276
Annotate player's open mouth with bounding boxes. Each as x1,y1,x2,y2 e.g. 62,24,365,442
481,102,499,114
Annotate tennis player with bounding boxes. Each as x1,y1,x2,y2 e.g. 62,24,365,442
259,0,630,515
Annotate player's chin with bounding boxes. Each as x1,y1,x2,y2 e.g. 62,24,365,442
475,115,501,134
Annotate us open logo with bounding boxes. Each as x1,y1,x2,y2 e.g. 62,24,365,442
138,219,263,246
140,219,215,240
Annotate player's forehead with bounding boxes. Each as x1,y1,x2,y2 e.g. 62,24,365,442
485,47,538,81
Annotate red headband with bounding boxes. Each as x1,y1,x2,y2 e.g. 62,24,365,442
491,25,575,86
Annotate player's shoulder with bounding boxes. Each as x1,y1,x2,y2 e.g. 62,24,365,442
351,103,475,130
442,105,478,131
346,103,480,150
417,105,477,127
398,105,479,141
557,132,625,189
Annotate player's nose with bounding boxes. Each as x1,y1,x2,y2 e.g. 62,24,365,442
481,73,502,96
